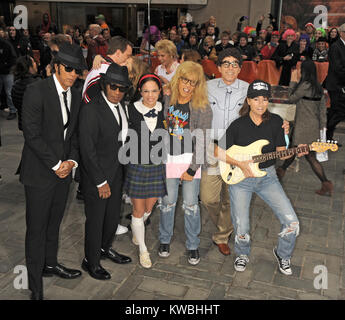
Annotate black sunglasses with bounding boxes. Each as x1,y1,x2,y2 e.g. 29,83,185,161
109,83,129,92
61,63,83,76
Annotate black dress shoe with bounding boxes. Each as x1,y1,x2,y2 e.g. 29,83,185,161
100,248,132,264
30,291,43,300
42,263,82,279
81,258,111,280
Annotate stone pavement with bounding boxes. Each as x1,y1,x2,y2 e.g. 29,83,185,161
0,109,345,300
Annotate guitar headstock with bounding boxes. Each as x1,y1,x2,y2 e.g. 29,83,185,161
310,140,339,153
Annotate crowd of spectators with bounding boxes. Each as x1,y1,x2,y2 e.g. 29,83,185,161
0,11,343,121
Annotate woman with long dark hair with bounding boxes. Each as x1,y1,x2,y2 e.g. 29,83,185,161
276,59,332,196
124,73,167,268
328,27,339,47
11,55,40,131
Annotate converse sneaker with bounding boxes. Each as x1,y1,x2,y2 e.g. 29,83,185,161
273,247,292,275
234,255,249,272
187,249,200,265
139,251,152,269
158,244,170,258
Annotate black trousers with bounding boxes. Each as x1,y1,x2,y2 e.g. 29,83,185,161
83,166,123,267
327,90,345,140
24,180,70,294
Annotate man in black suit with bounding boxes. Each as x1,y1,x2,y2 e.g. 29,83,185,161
79,63,132,280
20,43,87,300
326,23,345,141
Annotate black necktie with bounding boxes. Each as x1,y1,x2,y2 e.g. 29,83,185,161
114,104,122,128
144,109,157,118
62,91,70,129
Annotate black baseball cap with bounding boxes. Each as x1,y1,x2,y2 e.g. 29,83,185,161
247,80,271,99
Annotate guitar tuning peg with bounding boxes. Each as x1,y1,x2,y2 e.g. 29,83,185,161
317,139,320,142
335,141,338,144
327,140,330,143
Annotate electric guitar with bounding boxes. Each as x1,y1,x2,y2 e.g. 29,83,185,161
219,140,338,185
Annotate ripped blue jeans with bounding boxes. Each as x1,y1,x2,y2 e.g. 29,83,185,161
229,166,299,260
159,178,201,250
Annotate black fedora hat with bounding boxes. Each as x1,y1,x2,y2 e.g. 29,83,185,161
100,63,131,87
55,43,87,71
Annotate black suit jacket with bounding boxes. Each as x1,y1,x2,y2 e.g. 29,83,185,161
325,38,345,92
78,93,124,188
20,76,81,187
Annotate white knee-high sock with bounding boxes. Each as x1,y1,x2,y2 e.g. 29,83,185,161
131,216,147,253
143,211,151,222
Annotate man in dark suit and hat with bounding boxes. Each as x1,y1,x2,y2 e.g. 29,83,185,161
20,43,87,300
79,63,132,280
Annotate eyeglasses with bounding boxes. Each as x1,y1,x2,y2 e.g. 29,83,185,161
141,89,160,95
220,60,240,69
61,63,83,75
180,76,198,87
109,83,129,92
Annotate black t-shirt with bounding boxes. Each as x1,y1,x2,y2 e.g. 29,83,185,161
217,113,286,168
166,102,192,155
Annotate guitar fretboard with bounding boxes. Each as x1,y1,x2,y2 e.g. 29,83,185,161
252,145,310,163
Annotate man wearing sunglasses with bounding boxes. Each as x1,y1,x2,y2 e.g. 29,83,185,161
79,63,132,280
20,43,87,300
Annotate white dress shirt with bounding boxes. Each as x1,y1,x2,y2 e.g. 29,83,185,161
51,74,78,172
133,99,162,132
97,91,129,188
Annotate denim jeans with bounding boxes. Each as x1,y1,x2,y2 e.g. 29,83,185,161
159,178,201,250
0,74,16,113
229,165,299,260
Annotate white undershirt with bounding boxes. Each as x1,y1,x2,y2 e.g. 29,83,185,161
51,74,78,172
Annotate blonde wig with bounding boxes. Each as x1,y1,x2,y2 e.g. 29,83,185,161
169,61,208,110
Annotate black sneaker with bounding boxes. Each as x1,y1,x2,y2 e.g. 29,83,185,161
7,113,16,120
187,249,200,265
158,244,170,258
273,247,292,275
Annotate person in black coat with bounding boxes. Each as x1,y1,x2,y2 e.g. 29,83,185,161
20,43,87,300
325,23,345,140
272,29,299,86
79,63,132,281
11,55,41,131
236,33,255,61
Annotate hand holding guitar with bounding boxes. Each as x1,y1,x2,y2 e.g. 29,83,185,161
238,160,255,178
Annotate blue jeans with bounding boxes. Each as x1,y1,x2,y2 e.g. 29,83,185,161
229,165,299,260
159,178,201,250
0,74,16,113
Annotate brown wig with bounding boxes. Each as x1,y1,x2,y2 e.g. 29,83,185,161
239,98,271,122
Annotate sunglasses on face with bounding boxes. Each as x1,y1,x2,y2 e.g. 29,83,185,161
109,83,129,92
61,63,83,75
220,60,240,68
180,76,198,87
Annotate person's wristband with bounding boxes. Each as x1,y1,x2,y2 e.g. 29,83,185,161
186,168,196,177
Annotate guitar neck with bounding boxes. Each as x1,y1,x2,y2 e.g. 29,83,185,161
252,145,310,163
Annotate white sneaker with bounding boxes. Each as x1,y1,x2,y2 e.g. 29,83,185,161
139,251,152,268
115,224,128,235
234,255,249,272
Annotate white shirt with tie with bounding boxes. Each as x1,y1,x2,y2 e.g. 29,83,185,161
97,91,128,188
51,74,78,171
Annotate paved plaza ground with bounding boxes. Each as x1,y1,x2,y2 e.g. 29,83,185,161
0,109,345,301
